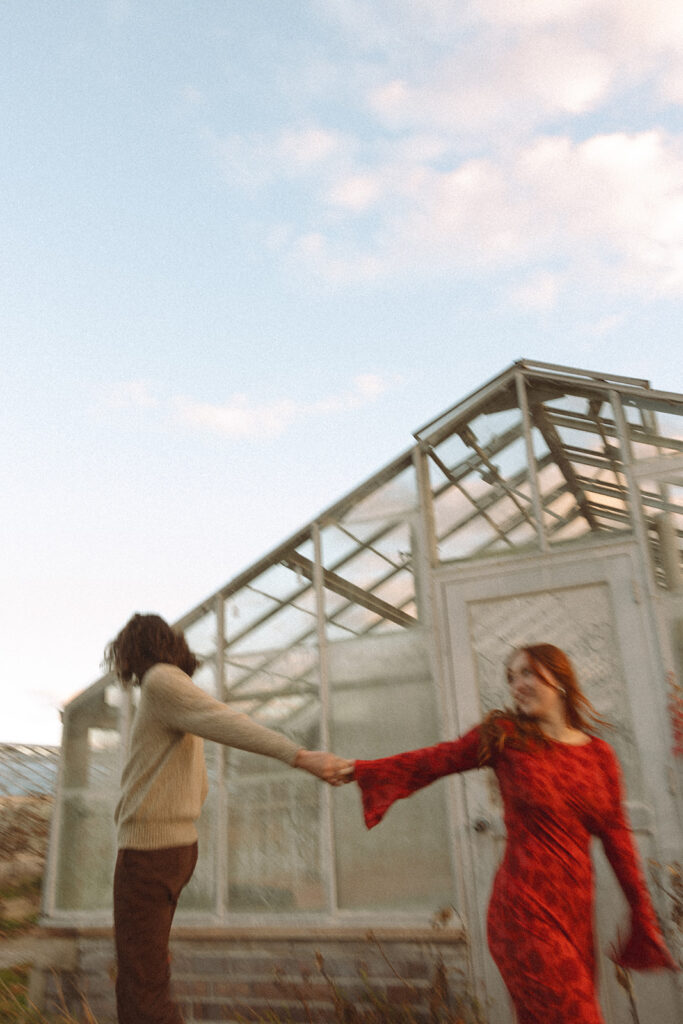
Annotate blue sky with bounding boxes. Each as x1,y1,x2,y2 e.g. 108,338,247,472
2,0,682,744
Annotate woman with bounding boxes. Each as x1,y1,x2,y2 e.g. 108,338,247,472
338,643,677,1024
106,612,348,1024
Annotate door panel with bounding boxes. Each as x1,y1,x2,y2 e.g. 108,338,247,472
436,543,680,1024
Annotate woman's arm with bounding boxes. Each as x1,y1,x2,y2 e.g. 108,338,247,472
354,726,483,828
594,745,677,971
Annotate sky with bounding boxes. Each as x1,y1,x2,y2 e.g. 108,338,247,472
2,0,682,746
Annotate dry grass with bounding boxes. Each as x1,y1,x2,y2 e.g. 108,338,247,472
280,946,486,1024
0,940,487,1024
0,970,99,1023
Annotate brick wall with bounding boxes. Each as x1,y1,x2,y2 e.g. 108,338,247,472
38,927,472,1024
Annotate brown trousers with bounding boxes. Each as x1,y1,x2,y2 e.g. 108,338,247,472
113,843,198,1024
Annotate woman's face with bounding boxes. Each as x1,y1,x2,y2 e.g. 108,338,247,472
506,650,564,721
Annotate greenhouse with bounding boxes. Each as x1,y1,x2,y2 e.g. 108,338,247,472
41,360,682,1023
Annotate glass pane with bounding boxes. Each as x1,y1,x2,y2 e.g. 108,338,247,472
178,742,220,914
529,386,631,541
226,557,319,657
621,395,683,461
224,692,324,913
620,394,683,588
320,466,419,639
185,610,217,661
428,387,541,562
220,549,326,915
225,760,324,913
330,630,453,911
343,462,418,523
642,481,682,590
185,610,219,696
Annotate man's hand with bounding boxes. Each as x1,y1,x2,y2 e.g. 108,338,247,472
294,750,355,785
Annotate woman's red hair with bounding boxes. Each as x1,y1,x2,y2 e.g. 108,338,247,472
478,643,608,764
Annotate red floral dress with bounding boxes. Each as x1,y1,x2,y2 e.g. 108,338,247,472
354,723,676,1024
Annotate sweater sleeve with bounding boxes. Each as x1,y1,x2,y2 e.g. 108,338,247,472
593,744,677,971
354,726,482,829
144,664,301,766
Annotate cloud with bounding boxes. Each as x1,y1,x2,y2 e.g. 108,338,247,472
508,271,563,312
175,394,298,439
327,0,682,133
287,129,683,297
101,380,158,410
315,0,462,53
473,0,594,28
173,374,401,440
276,128,346,173
327,173,382,211
583,312,627,338
207,2,683,299
515,131,683,294
475,0,683,52
216,126,352,190
367,41,613,136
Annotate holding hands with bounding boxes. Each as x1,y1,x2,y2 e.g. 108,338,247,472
294,750,355,786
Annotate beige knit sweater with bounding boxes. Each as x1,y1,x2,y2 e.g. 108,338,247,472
115,662,301,849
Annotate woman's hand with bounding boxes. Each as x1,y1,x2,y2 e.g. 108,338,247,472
295,750,355,785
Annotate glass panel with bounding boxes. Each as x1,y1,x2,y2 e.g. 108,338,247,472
330,630,453,911
185,610,217,661
222,548,323,917
425,376,676,563
320,465,420,638
185,610,219,696
429,385,539,561
224,690,324,913
621,395,683,461
620,394,683,589
321,519,417,635
226,557,319,659
532,386,632,540
222,551,324,914
178,742,220,913
54,686,122,911
343,462,419,523
225,759,323,913
641,481,682,590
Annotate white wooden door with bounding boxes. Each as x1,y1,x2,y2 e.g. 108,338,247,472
434,539,681,1024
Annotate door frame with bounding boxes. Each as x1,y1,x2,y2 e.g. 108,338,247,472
430,536,680,1022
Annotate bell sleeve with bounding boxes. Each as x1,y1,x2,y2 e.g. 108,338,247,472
594,744,678,971
354,725,482,829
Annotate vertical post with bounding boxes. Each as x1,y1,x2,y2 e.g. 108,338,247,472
610,388,683,826
42,718,68,918
609,391,656,583
641,405,680,590
414,442,438,569
312,522,338,914
215,593,227,919
412,442,442,681
515,370,548,553
216,593,226,700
